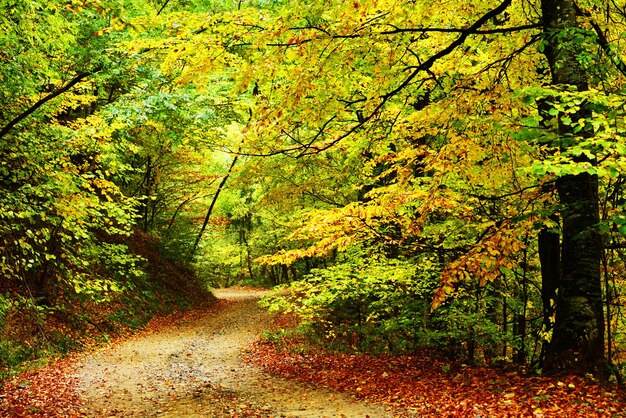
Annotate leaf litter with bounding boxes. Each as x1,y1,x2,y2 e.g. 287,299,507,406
246,322,626,417
1,287,624,417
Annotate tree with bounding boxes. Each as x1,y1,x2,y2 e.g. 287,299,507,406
20,0,620,376
207,0,624,375
0,0,144,299
539,0,605,374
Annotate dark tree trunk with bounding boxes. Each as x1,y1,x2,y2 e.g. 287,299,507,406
547,175,605,373
538,219,560,364
281,264,290,283
540,0,606,375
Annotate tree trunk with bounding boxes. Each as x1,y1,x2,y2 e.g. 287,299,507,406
547,175,605,373
514,249,528,364
143,156,153,232
192,154,238,255
538,219,559,365
540,0,606,375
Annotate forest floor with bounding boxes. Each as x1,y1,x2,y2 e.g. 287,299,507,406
0,287,391,417
1,287,625,417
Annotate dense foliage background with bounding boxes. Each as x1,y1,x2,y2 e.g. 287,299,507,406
1,0,626,383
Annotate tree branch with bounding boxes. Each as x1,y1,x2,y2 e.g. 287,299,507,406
241,1,516,158
378,23,541,35
469,181,554,201
0,68,100,140
157,0,172,16
275,20,538,47
574,2,626,77
298,0,515,156
192,154,239,255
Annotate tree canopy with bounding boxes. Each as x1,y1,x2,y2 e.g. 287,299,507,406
2,0,626,381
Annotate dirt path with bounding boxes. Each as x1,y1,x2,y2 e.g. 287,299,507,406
74,288,393,417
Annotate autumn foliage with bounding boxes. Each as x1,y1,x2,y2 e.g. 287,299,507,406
3,0,626,411
0,357,83,418
247,336,626,417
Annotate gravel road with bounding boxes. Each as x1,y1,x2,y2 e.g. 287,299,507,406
74,288,392,417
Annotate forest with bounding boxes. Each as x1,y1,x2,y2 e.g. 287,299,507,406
1,0,626,414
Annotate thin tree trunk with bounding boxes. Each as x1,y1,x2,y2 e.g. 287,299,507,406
240,229,254,280
501,293,507,358
143,156,153,232
167,191,204,231
514,245,528,364
192,155,239,255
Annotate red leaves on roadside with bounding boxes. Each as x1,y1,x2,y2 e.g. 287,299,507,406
0,357,84,418
246,340,626,417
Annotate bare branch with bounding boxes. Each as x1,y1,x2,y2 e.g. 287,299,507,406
574,2,626,77
378,23,541,35
0,68,101,141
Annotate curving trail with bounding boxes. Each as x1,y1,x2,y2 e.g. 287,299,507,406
74,288,392,417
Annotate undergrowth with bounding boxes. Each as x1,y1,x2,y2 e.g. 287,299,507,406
0,231,215,381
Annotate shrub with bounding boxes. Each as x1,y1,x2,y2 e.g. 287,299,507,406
260,254,439,353
261,252,519,361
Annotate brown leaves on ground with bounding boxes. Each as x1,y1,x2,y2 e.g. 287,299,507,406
3,296,625,418
0,357,84,418
246,339,626,417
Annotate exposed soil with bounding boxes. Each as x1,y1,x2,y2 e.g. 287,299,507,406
74,288,392,417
